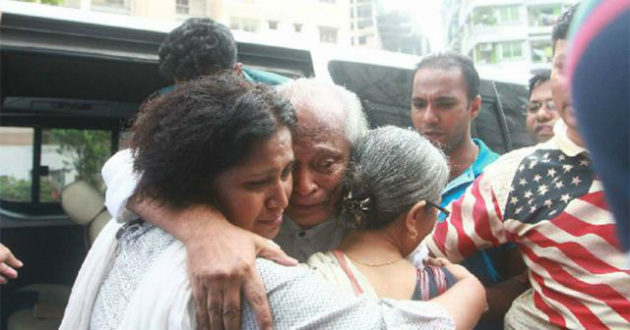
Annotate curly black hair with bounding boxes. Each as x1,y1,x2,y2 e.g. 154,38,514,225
158,17,238,81
130,73,296,209
552,3,579,53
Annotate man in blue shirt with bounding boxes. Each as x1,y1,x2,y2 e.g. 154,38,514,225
411,52,523,329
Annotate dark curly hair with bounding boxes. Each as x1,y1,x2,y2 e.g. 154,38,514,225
130,74,296,209
552,4,579,53
158,17,238,81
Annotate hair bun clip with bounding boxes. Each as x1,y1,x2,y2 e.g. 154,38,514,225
341,191,372,226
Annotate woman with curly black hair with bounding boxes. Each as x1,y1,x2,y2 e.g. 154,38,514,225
60,74,297,329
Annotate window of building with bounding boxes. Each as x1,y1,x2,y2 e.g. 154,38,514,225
357,19,372,29
230,18,260,33
357,4,372,18
501,41,523,59
319,27,338,43
359,36,367,45
528,4,562,27
176,0,189,15
475,43,498,64
91,0,131,14
268,20,278,30
294,23,302,33
498,5,520,23
531,40,553,63
472,7,497,26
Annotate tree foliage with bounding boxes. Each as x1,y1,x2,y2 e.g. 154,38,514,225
48,129,111,189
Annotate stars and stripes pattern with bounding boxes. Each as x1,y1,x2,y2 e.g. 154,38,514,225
427,146,630,330
504,150,594,223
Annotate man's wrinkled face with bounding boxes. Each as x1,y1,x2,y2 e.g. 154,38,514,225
286,107,350,229
551,39,579,133
526,80,559,143
411,68,478,154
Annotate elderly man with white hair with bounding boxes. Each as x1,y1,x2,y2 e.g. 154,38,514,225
100,77,380,329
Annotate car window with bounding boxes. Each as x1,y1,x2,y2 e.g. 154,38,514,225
0,127,34,202
328,60,413,128
0,126,112,208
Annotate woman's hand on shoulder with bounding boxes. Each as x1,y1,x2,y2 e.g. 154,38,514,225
130,200,297,330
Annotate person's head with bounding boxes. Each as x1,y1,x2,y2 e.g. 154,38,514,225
277,78,369,229
411,52,482,155
551,4,581,144
131,74,296,239
339,126,449,256
526,70,558,143
158,18,241,82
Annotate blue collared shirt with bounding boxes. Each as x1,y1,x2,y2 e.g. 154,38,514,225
438,139,507,286
440,139,499,210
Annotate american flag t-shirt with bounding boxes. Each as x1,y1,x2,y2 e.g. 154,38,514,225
428,144,630,330
504,150,594,224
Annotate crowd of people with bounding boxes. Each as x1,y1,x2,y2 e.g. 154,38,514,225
1,1,627,330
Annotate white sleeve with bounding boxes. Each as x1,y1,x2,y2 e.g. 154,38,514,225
101,149,141,222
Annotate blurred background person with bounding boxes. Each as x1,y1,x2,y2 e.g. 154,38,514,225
567,0,629,259
525,70,559,144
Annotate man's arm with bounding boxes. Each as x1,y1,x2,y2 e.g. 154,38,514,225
427,173,527,322
101,150,297,330
427,173,508,261
482,245,528,321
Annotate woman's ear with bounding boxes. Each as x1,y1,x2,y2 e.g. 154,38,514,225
405,200,429,239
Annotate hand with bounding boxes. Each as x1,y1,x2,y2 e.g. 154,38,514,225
424,257,477,283
129,200,297,330
186,222,297,330
0,243,23,284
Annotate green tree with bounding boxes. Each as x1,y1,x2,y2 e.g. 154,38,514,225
48,129,111,189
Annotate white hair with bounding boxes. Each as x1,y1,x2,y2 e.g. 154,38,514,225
276,78,368,146
340,126,450,230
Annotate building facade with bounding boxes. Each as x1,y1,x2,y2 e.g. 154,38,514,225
38,0,351,47
443,0,578,75
20,0,436,53
348,0,380,48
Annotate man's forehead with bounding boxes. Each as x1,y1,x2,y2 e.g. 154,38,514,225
294,104,345,139
413,67,466,94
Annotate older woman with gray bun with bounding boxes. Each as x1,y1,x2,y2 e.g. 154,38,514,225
307,126,487,330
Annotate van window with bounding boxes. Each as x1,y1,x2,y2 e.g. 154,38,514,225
0,127,34,202
0,126,112,210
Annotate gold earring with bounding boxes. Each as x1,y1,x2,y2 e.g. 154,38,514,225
409,230,418,241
